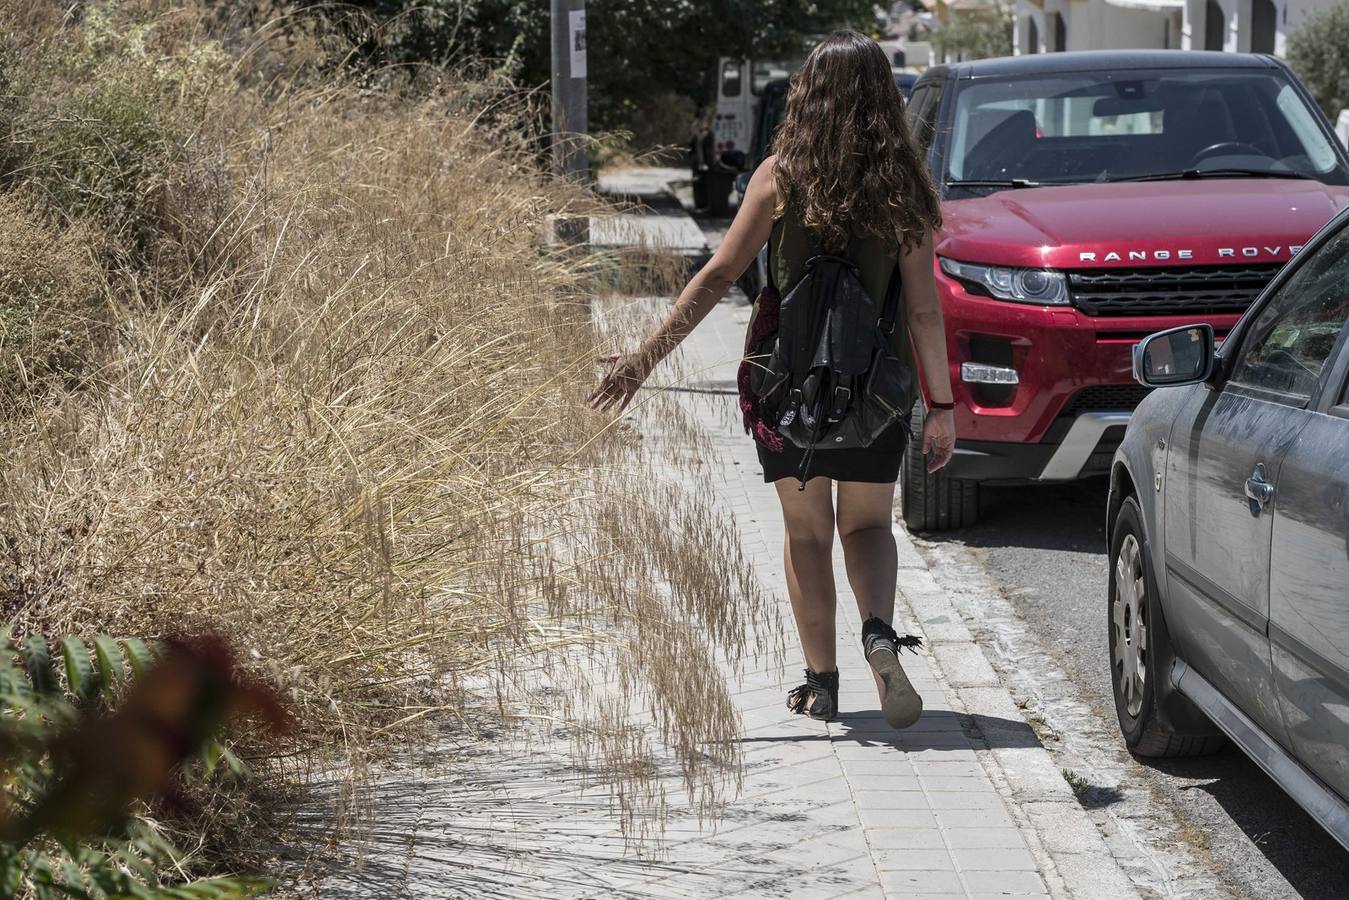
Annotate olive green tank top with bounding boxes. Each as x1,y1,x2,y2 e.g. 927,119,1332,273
768,208,916,377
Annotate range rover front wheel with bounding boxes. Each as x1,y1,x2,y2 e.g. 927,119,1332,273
900,400,979,532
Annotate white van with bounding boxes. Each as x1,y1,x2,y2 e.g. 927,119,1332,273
691,57,798,215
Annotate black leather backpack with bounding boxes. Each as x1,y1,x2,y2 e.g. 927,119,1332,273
742,247,914,489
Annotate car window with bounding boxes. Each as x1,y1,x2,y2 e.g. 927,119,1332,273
1229,229,1349,403
906,83,940,152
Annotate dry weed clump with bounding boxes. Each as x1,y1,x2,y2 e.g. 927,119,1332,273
0,194,104,401
0,1,769,881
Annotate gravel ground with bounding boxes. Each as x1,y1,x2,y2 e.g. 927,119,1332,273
921,478,1349,900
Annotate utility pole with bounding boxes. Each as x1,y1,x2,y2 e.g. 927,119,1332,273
550,0,588,179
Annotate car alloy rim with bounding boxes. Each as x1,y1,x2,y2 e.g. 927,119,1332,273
1112,533,1147,719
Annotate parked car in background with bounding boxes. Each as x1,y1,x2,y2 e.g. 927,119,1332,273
1107,204,1349,850
903,50,1349,530
894,70,918,98
691,57,797,215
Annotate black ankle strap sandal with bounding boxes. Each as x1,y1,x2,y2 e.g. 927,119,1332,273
787,668,840,721
862,617,923,657
862,617,924,729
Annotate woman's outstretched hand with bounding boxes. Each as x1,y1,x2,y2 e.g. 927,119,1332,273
922,407,956,473
588,353,649,413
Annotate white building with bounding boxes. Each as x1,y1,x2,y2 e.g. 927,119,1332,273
1012,0,1339,57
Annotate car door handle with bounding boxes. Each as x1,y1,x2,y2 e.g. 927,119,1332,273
1245,463,1275,511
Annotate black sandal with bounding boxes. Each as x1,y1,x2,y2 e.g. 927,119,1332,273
787,668,840,721
862,617,924,729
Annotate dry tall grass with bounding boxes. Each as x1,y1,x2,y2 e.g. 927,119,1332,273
0,1,769,882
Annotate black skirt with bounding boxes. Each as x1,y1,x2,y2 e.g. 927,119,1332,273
756,422,910,484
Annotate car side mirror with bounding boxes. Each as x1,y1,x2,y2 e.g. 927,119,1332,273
1133,324,1215,388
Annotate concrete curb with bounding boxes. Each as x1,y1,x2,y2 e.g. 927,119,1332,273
892,523,1141,900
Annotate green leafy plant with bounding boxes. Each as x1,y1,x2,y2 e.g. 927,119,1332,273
1287,0,1349,117
930,4,1014,62
0,631,280,899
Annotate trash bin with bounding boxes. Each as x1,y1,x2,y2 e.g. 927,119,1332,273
706,169,734,217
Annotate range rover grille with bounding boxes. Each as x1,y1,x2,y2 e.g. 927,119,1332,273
1067,264,1282,317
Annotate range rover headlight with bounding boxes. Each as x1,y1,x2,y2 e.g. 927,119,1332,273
939,258,1069,305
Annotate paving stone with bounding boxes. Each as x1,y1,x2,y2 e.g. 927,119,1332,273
868,828,950,851
911,760,986,778
859,806,938,829
950,846,1039,872
934,806,1016,830
960,870,1048,894
920,775,994,793
942,827,1028,850
879,870,965,894
872,848,957,871
853,789,931,809
836,758,921,777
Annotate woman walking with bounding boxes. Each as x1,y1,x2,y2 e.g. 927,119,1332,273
589,32,955,728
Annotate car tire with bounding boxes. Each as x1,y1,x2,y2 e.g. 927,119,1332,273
901,400,979,532
1109,495,1227,758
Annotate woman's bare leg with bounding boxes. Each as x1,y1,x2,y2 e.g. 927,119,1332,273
835,480,899,625
773,476,838,676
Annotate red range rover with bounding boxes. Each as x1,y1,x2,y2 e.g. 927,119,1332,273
901,51,1349,529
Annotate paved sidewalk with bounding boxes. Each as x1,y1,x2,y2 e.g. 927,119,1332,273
633,299,1139,899
318,178,1140,898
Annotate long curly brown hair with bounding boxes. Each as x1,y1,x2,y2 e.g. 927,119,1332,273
773,31,942,252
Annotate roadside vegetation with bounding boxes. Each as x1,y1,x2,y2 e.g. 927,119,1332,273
330,0,879,149
1287,0,1349,118
0,0,767,892
929,4,1013,62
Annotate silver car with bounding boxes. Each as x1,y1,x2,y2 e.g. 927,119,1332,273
1108,206,1349,849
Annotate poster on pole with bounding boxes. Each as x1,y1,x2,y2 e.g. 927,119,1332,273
569,10,586,79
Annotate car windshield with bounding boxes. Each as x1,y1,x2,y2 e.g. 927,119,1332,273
943,69,1349,195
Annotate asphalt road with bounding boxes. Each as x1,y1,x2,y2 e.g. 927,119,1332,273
927,478,1349,900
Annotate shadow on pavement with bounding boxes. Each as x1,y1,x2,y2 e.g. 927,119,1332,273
738,711,1044,751
918,478,1110,554
1148,750,1349,899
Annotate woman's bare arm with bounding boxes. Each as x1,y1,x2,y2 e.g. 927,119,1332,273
899,230,956,472
588,158,779,412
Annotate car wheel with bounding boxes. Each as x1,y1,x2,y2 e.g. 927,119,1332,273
1109,495,1226,758
901,400,979,532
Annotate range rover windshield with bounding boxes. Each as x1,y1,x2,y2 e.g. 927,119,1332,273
943,69,1349,196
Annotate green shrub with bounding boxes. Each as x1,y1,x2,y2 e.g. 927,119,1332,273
931,4,1014,62
1287,0,1349,117
0,630,273,899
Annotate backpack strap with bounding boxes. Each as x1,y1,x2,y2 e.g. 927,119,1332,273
878,263,902,336
766,219,780,293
